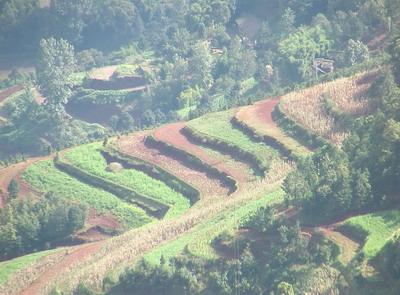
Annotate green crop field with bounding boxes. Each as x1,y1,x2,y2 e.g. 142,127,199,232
0,249,58,286
63,143,191,218
343,210,400,258
187,109,278,172
144,189,284,264
23,160,153,228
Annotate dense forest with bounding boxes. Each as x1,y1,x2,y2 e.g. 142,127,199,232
0,0,400,294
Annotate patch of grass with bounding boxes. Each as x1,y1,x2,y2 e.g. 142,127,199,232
63,143,190,218
144,189,284,264
114,64,139,77
343,210,400,258
0,249,58,286
23,160,153,228
187,109,277,172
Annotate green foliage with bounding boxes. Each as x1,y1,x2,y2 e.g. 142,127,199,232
284,146,354,219
341,210,400,258
7,178,19,198
63,143,190,218
187,109,277,174
23,160,152,228
0,249,58,286
345,39,369,66
37,38,76,109
0,194,86,259
279,26,332,80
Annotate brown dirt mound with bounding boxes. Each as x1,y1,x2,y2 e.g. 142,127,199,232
117,132,230,197
153,122,253,184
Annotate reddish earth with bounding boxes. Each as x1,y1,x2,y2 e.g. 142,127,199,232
0,157,47,208
0,85,23,104
20,241,103,295
86,209,121,229
236,97,280,128
153,122,252,183
117,132,230,197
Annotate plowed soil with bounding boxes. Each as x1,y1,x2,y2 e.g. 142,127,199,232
235,98,309,156
153,122,253,183
117,132,230,197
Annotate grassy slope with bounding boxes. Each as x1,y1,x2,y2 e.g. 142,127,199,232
23,160,153,228
343,210,400,258
187,109,277,171
0,249,58,286
63,143,190,218
144,189,284,264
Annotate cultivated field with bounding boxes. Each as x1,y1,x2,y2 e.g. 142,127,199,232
186,109,278,175
235,98,310,158
341,210,400,258
23,160,153,228
63,143,191,218
280,72,377,145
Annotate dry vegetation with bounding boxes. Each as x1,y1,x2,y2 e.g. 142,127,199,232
281,72,377,145
12,160,292,294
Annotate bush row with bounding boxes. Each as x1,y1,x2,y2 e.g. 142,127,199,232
181,126,268,176
70,88,137,105
54,158,170,218
103,147,200,205
230,115,295,161
144,135,238,194
272,103,330,151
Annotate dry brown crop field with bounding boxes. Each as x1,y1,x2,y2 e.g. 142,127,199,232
280,72,378,145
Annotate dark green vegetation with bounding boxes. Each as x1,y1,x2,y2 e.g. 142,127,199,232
1,0,397,162
0,0,400,294
0,193,86,260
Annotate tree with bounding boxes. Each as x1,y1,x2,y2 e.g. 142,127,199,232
345,39,369,66
277,282,295,295
36,38,76,111
279,8,296,36
352,168,373,209
7,179,19,199
189,41,214,88
278,26,331,80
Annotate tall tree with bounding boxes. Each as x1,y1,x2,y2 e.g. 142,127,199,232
36,38,76,112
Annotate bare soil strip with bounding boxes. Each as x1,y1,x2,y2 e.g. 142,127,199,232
117,132,230,197
235,98,309,158
153,122,253,184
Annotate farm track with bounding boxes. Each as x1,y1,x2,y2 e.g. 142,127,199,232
117,132,230,197
234,98,310,158
21,163,289,295
153,122,253,184
0,157,48,208
20,242,103,295
11,93,300,294
318,227,359,265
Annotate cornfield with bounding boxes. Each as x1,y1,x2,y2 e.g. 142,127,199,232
11,159,292,295
281,72,377,145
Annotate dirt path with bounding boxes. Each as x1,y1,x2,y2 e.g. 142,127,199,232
318,227,359,264
0,157,48,208
153,122,253,184
20,242,103,295
117,132,230,197
235,98,309,156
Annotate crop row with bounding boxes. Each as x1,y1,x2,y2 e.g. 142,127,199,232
144,135,239,194
23,160,152,228
185,110,278,176
63,143,191,219
103,146,200,204
55,158,170,218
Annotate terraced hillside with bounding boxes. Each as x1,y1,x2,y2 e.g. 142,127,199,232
1,71,397,295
